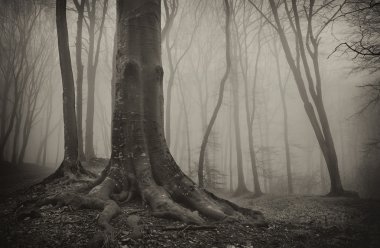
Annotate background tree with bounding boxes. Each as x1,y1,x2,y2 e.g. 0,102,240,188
253,0,351,196
198,0,232,187
73,0,86,160
46,0,93,181
271,36,293,194
232,0,263,196
84,0,108,160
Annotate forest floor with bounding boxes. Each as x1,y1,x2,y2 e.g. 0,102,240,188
0,160,379,248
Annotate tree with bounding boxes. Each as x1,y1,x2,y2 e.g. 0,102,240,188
84,0,108,160
73,0,86,160
334,1,380,72
232,0,263,196
31,0,264,242
271,36,293,194
251,0,352,196
0,1,41,162
230,22,249,196
163,1,201,148
0,0,51,165
198,0,232,188
45,0,93,181
333,1,380,135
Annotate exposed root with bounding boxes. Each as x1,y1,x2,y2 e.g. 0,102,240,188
163,174,266,226
133,153,205,225
17,176,122,247
204,189,267,226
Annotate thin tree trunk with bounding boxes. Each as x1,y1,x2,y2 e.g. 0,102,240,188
57,0,78,162
85,0,108,160
198,1,231,187
74,0,85,161
55,121,63,166
165,33,175,147
178,72,191,173
11,110,22,165
233,8,263,195
231,45,248,195
42,94,53,167
273,41,293,194
268,0,345,195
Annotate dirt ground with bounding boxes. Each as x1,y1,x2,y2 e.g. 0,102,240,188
0,161,379,248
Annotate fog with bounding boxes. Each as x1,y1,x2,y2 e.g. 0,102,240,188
1,0,379,198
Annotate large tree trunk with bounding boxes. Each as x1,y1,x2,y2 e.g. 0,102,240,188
30,3,264,243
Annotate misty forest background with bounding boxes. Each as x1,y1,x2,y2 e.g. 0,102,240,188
1,0,379,198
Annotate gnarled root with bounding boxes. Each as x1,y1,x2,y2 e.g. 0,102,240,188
133,152,205,225
17,176,122,247
164,175,266,227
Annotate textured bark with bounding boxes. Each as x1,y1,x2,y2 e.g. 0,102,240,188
97,0,264,232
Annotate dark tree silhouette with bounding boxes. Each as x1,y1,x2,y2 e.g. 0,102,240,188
45,0,93,181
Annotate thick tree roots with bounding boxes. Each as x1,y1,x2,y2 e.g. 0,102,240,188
17,154,265,247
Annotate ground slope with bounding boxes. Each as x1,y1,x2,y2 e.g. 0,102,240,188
0,161,379,248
